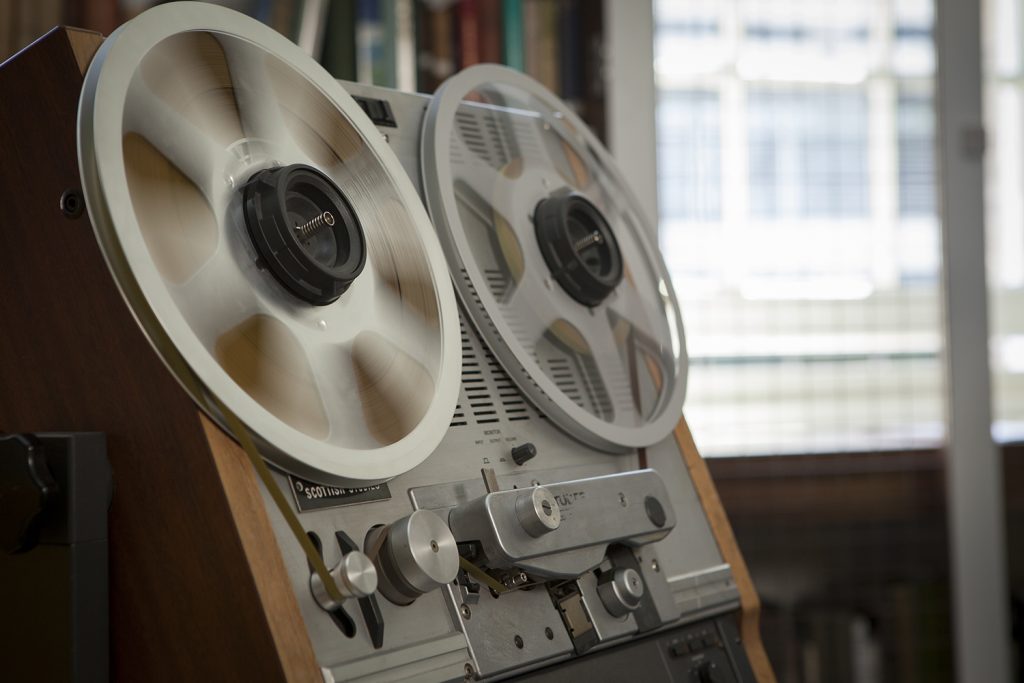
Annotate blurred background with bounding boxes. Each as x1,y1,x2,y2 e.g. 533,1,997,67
2,1,1021,681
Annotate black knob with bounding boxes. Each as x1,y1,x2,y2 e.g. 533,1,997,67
0,434,56,554
510,442,537,466
644,495,667,528
694,662,718,683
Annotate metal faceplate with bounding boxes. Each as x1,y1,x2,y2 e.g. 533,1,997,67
78,3,461,485
248,82,739,682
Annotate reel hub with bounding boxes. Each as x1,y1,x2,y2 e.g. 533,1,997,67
243,164,366,305
534,192,623,307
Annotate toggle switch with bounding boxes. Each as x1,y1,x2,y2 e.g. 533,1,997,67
309,550,378,612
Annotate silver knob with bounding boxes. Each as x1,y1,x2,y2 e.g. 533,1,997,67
515,486,561,537
310,550,378,612
597,567,644,617
367,509,459,605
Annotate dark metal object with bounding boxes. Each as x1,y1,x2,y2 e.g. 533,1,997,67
0,434,57,554
0,433,111,682
644,495,667,528
510,442,537,466
534,192,623,307
336,530,385,649
243,163,366,305
517,616,756,682
59,189,84,218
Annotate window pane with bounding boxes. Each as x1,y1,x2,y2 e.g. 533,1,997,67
983,0,1024,441
654,0,943,457
658,90,721,221
747,89,869,219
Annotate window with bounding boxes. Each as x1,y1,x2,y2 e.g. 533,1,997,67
654,0,944,455
984,0,1024,442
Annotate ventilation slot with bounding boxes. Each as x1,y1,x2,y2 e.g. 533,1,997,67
449,314,546,427
484,268,510,300
455,109,512,171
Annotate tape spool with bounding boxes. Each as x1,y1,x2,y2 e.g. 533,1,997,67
78,2,460,485
422,65,688,452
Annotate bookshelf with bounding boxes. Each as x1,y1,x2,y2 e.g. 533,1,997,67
316,0,609,141
315,0,658,230
0,1,642,192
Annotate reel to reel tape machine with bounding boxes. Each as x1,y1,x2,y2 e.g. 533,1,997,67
0,3,773,681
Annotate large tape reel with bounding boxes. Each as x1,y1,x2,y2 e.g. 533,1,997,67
78,3,460,484
422,65,687,452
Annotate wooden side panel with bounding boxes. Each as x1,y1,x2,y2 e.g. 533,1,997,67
0,27,319,682
674,418,777,683
201,416,322,680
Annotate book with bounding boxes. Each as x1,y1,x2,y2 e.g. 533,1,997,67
522,0,559,93
394,0,417,91
477,0,502,64
321,0,357,80
355,0,395,86
416,1,456,93
580,0,605,139
560,0,583,111
458,0,480,67
501,0,524,71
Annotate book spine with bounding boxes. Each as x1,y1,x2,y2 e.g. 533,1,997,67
394,0,417,91
536,0,559,93
501,0,524,71
560,0,583,110
378,0,398,87
580,0,605,139
416,1,455,93
458,0,481,68
355,0,380,84
521,0,537,76
477,0,502,64
431,3,455,84
321,0,357,81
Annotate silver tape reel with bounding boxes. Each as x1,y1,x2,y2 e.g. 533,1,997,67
78,3,460,484
422,65,687,452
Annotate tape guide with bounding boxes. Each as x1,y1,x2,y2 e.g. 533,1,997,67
0,3,770,682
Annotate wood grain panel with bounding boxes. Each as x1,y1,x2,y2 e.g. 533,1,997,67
0,27,319,682
674,418,777,683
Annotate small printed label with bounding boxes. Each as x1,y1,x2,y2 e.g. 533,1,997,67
289,476,392,512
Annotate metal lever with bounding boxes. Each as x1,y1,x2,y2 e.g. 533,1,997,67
310,550,378,612
447,469,676,579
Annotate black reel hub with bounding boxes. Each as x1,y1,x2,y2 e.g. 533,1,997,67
243,164,366,305
534,193,623,307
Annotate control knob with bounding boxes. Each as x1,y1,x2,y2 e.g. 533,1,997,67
309,550,378,612
597,566,645,617
515,485,561,537
365,509,459,605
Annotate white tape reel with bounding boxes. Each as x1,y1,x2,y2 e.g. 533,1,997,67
79,3,460,484
422,65,688,452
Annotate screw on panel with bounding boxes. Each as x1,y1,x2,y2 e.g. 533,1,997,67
651,558,660,573
460,603,471,619
514,634,524,649
60,189,84,219
464,662,475,680
545,627,554,640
